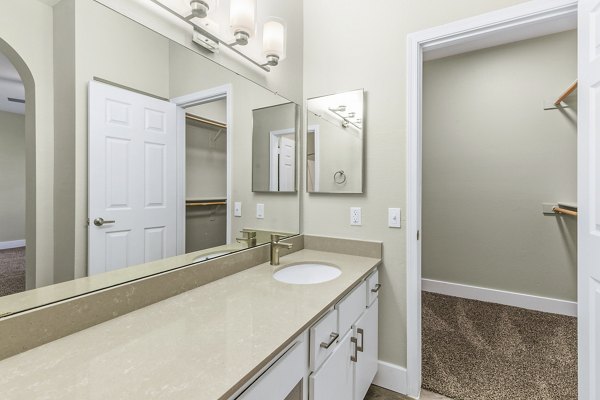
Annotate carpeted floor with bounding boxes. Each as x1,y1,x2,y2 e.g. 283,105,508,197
0,247,26,297
365,385,451,399
422,292,577,400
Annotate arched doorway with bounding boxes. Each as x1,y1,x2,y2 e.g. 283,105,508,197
0,38,36,293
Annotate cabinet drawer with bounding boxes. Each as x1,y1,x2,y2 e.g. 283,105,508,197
335,281,367,336
366,269,380,306
309,309,339,372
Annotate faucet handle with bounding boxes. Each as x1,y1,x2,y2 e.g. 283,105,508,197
271,233,283,243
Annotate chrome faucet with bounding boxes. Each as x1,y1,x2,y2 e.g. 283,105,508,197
270,234,293,266
236,230,257,247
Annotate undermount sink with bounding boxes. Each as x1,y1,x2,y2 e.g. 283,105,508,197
192,251,231,263
273,263,342,285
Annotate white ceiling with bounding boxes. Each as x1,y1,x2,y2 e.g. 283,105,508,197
0,52,25,115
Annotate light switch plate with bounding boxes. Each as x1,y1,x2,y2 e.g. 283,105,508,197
350,207,362,226
388,208,401,228
234,202,242,217
256,203,265,219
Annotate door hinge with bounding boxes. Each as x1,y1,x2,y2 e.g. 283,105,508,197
417,230,420,240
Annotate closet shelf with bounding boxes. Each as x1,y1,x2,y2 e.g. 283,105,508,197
186,113,227,129
554,80,577,106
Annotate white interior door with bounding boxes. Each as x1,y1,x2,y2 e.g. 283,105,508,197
578,0,600,398
279,136,295,191
88,81,177,276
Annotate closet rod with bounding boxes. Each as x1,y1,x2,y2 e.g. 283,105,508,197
186,200,227,207
553,206,578,217
554,80,578,106
186,113,227,129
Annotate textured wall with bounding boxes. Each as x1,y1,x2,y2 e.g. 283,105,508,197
0,111,25,242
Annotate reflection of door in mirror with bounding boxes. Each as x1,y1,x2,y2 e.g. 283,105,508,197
88,81,178,276
185,100,228,254
269,129,296,192
0,50,26,296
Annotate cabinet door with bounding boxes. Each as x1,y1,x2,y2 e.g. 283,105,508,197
310,331,355,400
354,298,379,400
237,340,307,400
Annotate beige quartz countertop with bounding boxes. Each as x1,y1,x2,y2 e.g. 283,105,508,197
0,249,380,400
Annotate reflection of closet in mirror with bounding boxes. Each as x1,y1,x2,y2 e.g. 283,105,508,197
185,100,228,254
0,50,26,297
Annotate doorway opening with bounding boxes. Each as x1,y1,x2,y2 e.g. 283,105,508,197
184,100,228,254
0,48,26,297
405,1,580,399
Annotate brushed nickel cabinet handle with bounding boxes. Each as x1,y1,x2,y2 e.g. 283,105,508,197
371,284,382,293
351,337,358,362
357,328,364,352
320,332,339,349
93,218,116,227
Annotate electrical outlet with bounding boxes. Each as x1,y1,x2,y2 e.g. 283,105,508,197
350,207,362,226
234,202,242,217
256,203,265,219
388,208,401,228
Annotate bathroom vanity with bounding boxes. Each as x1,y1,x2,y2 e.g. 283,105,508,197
0,245,381,400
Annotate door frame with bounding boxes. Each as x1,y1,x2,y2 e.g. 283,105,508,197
269,128,296,191
405,0,577,397
172,84,233,254
306,125,320,192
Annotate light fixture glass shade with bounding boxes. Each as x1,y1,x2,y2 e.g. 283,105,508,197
263,18,286,64
230,0,256,44
187,0,218,18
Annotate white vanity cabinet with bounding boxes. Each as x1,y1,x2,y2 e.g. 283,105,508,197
310,269,380,400
233,268,380,400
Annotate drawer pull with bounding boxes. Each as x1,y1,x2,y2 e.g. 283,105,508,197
351,337,358,362
357,328,364,352
320,332,339,349
371,283,382,293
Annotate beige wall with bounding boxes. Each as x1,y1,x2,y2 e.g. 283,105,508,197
422,31,577,301
0,0,55,288
303,0,530,368
0,111,26,243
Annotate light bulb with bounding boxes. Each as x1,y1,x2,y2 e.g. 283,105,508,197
230,0,256,45
263,18,286,66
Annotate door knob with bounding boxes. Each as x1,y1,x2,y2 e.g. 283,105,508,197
93,217,116,227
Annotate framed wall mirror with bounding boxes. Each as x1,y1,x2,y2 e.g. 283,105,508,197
306,89,364,194
0,0,301,317
252,102,299,193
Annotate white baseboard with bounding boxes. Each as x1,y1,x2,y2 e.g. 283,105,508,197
0,240,25,250
422,278,577,317
373,361,409,397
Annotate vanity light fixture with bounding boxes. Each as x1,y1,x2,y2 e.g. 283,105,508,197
329,105,363,130
154,0,284,71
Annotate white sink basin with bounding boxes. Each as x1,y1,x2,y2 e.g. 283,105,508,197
273,263,342,285
192,251,231,263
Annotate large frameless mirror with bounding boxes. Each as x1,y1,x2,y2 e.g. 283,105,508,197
306,89,364,194
0,0,301,317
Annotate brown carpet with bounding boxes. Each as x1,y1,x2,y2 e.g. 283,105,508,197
0,247,26,297
422,292,577,400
